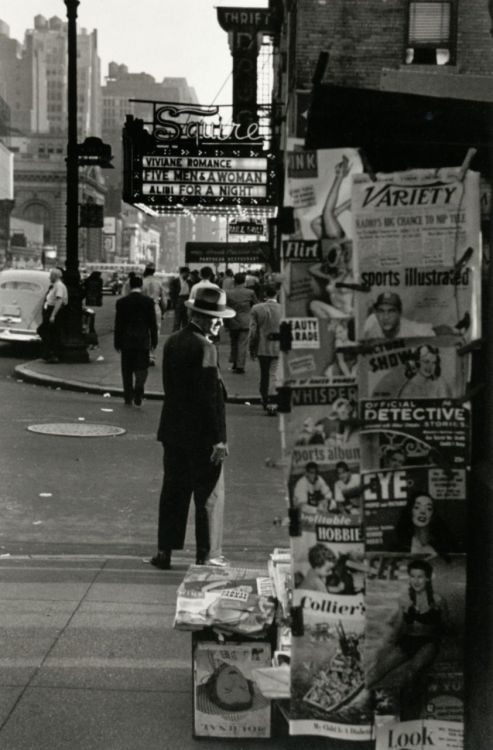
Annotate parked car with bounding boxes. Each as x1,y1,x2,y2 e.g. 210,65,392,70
0,269,51,343
102,271,123,295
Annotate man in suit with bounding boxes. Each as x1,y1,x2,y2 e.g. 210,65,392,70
248,284,282,413
151,286,235,570
114,274,158,406
171,266,191,330
225,272,257,373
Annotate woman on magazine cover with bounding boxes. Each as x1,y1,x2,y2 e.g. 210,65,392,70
396,345,452,399
366,559,449,691
393,492,459,558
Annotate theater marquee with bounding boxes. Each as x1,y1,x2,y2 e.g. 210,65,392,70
123,102,278,211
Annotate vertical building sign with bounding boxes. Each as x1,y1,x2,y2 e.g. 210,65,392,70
217,7,278,129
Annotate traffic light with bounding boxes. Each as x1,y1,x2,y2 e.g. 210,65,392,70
79,203,104,228
77,137,114,168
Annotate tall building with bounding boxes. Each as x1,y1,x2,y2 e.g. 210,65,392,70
0,15,101,138
0,19,49,134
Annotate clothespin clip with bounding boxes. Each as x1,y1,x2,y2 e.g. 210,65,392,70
453,246,474,273
456,383,485,404
335,281,372,293
457,338,484,356
336,342,375,356
276,386,292,414
458,148,477,181
358,148,377,181
291,606,304,637
288,507,301,537
455,312,471,334
279,320,293,352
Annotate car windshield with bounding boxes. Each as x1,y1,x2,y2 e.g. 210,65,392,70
0,281,43,293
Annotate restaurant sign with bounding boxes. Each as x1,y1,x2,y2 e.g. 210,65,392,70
185,241,269,264
123,103,277,209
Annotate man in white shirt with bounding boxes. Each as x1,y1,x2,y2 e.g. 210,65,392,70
292,461,336,515
142,263,165,364
189,266,217,301
40,268,68,363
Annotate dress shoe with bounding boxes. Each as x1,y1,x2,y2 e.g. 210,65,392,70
134,394,142,406
150,551,172,570
207,555,229,567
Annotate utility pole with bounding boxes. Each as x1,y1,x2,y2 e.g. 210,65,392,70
63,0,89,362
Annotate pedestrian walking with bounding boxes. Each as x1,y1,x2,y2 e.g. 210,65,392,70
222,268,235,291
122,271,136,296
189,265,216,301
114,275,158,406
248,284,282,413
170,266,191,330
151,286,235,570
142,263,165,364
38,268,68,363
225,272,257,373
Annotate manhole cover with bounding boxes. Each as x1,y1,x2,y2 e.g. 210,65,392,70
27,423,126,438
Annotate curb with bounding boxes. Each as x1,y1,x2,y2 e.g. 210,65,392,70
14,361,262,405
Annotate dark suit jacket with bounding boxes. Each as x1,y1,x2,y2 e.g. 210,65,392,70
114,291,158,351
157,322,226,449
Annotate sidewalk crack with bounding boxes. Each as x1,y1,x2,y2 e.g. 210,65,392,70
0,559,108,733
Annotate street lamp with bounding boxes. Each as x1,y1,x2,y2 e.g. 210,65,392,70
63,0,89,362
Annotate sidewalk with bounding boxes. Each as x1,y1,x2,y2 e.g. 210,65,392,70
14,318,262,404
0,555,302,750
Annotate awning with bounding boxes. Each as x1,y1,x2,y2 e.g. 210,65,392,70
304,84,493,176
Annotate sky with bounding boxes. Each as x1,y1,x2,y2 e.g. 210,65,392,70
1,0,268,105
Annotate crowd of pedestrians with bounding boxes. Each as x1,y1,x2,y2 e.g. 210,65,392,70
167,265,282,413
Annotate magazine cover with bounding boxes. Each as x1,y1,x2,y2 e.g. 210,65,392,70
291,510,365,596
357,338,466,400
284,147,363,241
282,248,359,375
375,719,463,750
174,565,276,636
352,168,481,343
362,467,466,555
287,443,361,521
282,383,360,456
193,639,272,738
289,588,373,741
364,555,465,722
359,399,470,471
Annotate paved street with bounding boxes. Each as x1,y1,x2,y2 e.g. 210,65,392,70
0,299,287,559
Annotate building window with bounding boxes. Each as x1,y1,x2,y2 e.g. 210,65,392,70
406,1,455,65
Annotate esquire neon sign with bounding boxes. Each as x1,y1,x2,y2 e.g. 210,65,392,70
153,104,263,145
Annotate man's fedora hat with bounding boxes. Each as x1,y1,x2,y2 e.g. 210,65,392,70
185,286,236,318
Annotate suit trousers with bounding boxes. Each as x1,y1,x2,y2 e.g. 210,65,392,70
206,466,224,560
40,305,65,359
229,329,249,369
158,443,222,561
258,355,279,408
173,296,189,331
120,349,149,403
